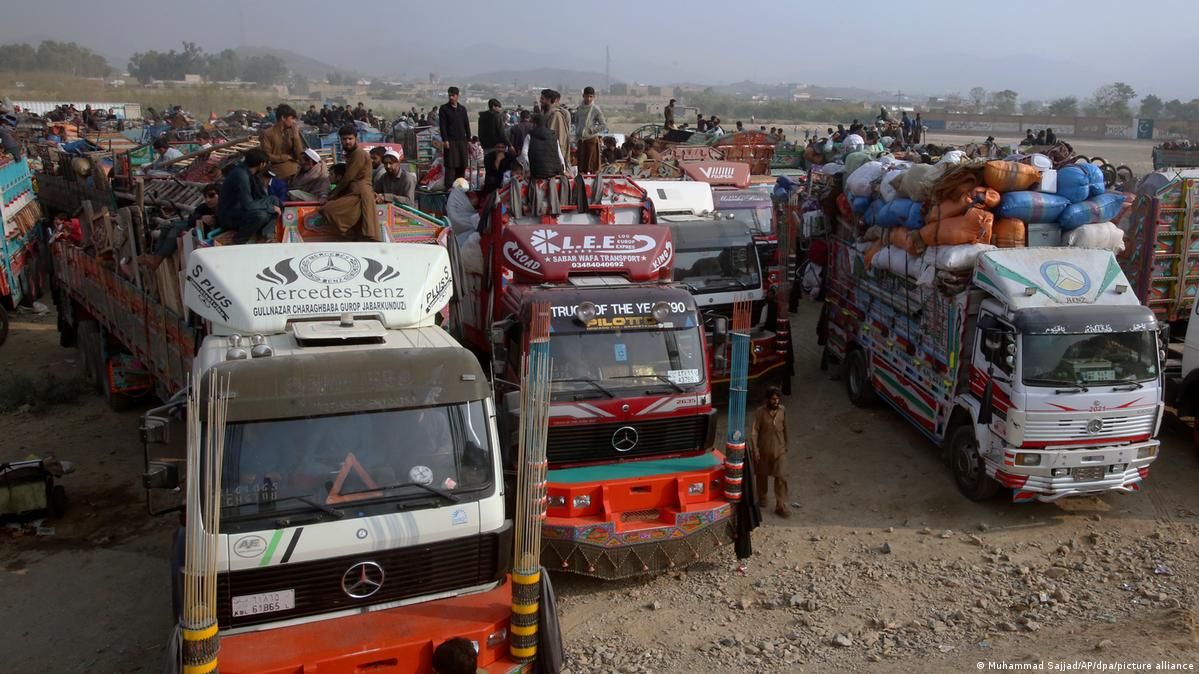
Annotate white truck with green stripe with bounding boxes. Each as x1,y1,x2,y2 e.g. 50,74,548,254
140,243,534,673
822,242,1164,502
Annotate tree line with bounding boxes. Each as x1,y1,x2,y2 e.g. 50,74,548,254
128,42,288,85
954,82,1198,121
0,40,111,77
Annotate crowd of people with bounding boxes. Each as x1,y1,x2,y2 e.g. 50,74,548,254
1020,127,1059,146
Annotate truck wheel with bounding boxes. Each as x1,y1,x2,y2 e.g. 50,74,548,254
0,304,8,348
950,426,1000,501
845,349,876,407
76,320,104,394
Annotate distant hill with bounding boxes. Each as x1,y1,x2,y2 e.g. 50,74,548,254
462,68,619,90
235,46,356,82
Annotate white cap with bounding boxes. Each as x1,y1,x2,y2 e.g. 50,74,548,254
303,148,321,164
384,149,402,162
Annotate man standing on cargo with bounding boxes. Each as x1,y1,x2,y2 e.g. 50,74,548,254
539,89,571,167
574,86,607,173
439,87,471,183
664,99,676,129
261,104,304,181
750,386,790,518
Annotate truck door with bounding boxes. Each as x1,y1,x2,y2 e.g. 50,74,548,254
972,310,1016,441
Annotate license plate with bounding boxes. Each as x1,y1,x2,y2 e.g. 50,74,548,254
232,589,295,617
1073,466,1105,482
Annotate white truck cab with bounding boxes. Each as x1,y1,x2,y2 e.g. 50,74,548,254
144,243,519,672
966,248,1163,501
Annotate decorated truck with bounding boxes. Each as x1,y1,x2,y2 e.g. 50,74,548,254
638,179,791,387
137,243,533,673
1,158,45,345
1118,169,1199,325
454,176,735,578
824,243,1163,502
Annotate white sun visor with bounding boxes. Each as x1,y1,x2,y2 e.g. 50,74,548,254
183,243,453,333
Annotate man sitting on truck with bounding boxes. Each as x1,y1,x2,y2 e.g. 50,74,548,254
215,149,280,244
373,149,415,206
320,125,379,240
140,183,220,270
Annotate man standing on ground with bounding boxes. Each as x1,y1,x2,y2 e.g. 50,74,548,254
439,86,471,184
540,89,571,167
574,86,606,173
750,386,790,518
321,125,378,240
664,99,676,129
261,104,304,181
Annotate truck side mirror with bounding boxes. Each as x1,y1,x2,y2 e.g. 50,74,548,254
142,461,180,490
489,322,509,371
713,316,729,343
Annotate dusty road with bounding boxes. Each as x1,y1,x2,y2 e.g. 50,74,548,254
2,301,1198,673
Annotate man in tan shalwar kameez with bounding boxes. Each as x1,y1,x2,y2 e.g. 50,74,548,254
750,386,791,517
320,125,378,240
260,104,304,181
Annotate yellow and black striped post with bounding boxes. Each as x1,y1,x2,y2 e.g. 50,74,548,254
181,618,219,674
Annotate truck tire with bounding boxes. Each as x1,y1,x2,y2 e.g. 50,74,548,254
949,425,1000,501
76,320,104,394
845,349,877,407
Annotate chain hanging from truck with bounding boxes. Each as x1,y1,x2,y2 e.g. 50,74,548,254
510,303,552,663
180,374,230,674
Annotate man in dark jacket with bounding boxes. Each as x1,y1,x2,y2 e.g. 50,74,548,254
478,99,508,151
507,110,533,154
521,114,565,179
438,86,471,183
216,149,280,244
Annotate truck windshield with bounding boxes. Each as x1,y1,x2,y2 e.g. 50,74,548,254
673,244,760,293
217,401,493,525
549,327,705,397
1022,331,1158,386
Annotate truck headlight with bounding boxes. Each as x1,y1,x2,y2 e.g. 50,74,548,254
1137,445,1157,459
688,481,705,495
1013,453,1041,466
486,627,508,648
572,495,591,509
548,495,566,508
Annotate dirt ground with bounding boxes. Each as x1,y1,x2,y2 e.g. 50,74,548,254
2,301,1198,674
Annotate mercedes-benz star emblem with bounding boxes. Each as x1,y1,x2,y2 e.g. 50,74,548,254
1086,418,1105,435
612,426,639,452
341,561,385,599
298,251,362,284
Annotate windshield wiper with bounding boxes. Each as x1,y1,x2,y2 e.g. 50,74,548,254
1106,377,1146,391
1024,377,1090,394
609,373,684,392
269,495,344,527
341,481,461,503
554,377,616,398
374,479,462,501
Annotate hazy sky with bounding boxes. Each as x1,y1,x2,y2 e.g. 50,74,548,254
3,0,1197,101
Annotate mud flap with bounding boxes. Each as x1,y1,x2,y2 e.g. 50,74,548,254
536,566,564,674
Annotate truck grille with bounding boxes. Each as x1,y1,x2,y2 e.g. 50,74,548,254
216,526,509,629
1023,410,1156,444
547,414,711,465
